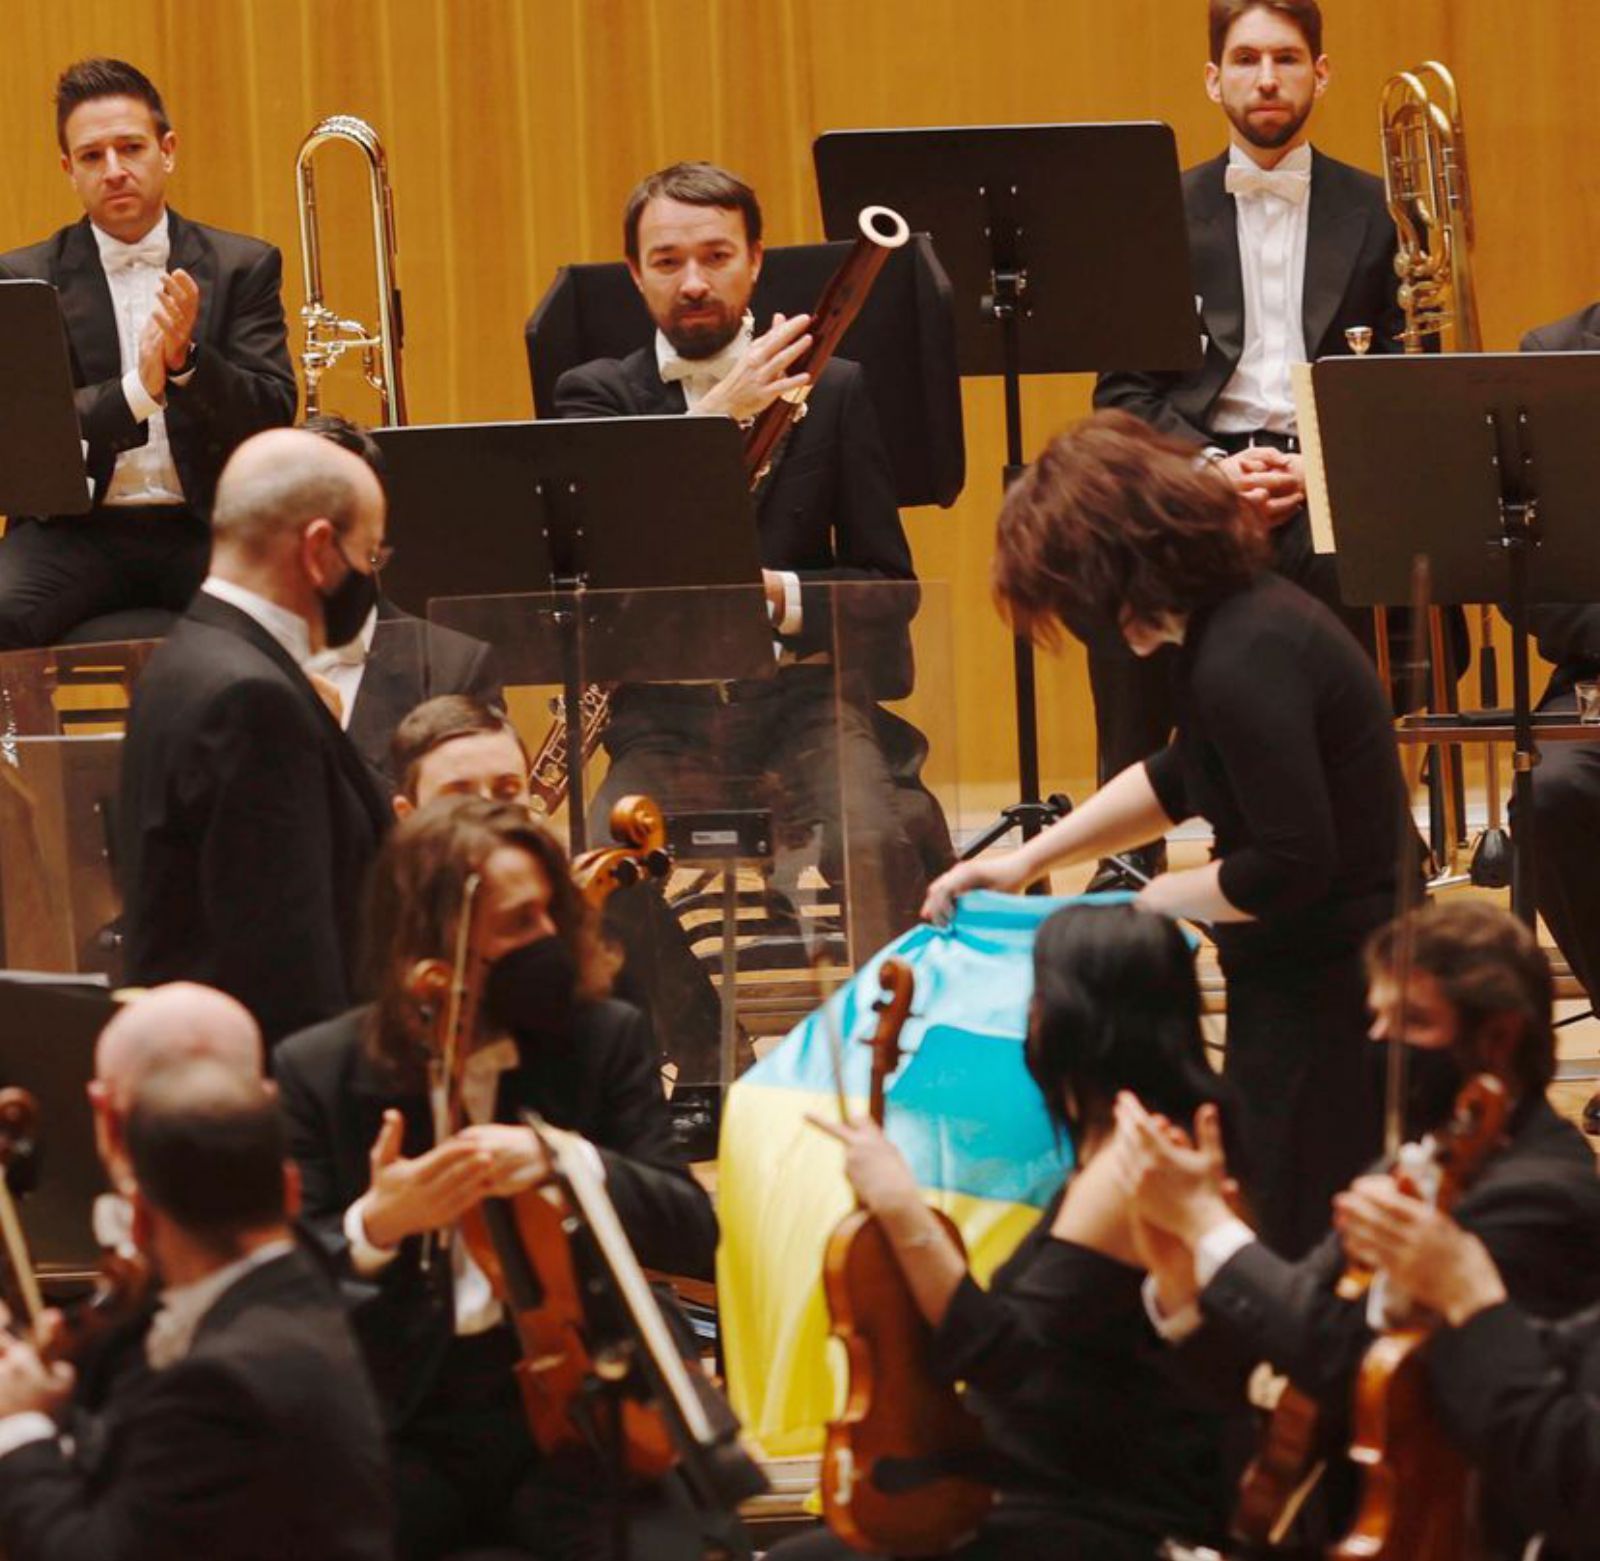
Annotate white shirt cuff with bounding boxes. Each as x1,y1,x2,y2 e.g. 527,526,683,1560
1141,1274,1204,1343
0,1413,57,1462
1195,1217,1257,1288
771,571,803,636
569,1135,607,1183
121,366,163,422
343,1196,400,1277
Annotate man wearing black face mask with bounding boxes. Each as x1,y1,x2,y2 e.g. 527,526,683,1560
274,797,723,1561
1117,899,1600,1556
119,427,392,1047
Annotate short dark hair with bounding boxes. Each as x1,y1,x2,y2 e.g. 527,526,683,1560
302,413,388,482
125,1059,285,1257
1366,900,1557,1097
55,58,171,154
1027,903,1241,1165
390,695,529,804
993,409,1267,648
623,161,763,263
362,796,616,1087
1208,0,1323,63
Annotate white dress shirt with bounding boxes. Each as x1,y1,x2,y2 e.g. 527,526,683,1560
199,577,312,668
303,606,380,730
655,316,803,635
1209,143,1313,437
90,209,196,506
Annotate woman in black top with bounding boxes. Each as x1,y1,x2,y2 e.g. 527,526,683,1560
770,902,1242,1561
925,411,1407,1258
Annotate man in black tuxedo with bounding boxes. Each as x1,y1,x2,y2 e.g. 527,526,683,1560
118,427,392,1048
0,58,296,649
1091,0,1403,886
1121,899,1600,1556
1337,1170,1600,1560
275,797,725,1561
0,1057,392,1561
553,161,927,961
1507,301,1600,1131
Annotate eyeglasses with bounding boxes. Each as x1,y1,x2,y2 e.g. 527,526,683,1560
336,537,395,573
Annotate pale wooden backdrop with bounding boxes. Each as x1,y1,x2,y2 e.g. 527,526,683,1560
5,0,1595,814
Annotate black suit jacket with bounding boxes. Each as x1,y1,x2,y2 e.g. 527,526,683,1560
0,209,298,519
1514,304,1600,702
553,351,916,698
275,1000,718,1428
346,596,504,793
1427,1299,1600,1560
117,592,391,1045
1094,149,1404,440
0,1249,392,1561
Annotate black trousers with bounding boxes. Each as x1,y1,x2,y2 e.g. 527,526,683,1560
394,1330,722,1561
0,507,208,649
591,673,929,964
1515,688,1600,1006
1219,927,1386,1261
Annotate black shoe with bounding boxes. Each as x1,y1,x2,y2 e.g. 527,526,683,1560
1583,1092,1600,1138
1085,841,1168,895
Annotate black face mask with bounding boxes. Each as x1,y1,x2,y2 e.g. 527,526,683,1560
483,935,577,1042
320,555,379,650
1402,1045,1468,1141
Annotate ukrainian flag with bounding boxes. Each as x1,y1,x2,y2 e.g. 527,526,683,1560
718,890,1094,1457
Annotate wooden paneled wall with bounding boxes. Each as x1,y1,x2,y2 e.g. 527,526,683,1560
4,1,1595,809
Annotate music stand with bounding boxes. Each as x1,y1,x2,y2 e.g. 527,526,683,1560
373,417,774,852
815,124,1201,854
1312,350,1600,922
0,282,92,517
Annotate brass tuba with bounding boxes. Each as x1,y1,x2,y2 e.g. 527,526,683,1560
1381,62,1480,355
295,115,408,424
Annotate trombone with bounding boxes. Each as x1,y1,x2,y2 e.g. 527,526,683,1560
295,114,408,424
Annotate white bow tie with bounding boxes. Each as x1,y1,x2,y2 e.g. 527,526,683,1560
101,236,170,275
658,314,755,388
1225,164,1311,206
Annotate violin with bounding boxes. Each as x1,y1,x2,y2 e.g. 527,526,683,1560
1327,1072,1507,1561
572,795,672,910
820,959,993,1557
0,1089,149,1363
408,872,767,1510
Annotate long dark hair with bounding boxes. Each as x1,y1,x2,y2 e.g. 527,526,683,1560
361,796,616,1087
1026,903,1238,1158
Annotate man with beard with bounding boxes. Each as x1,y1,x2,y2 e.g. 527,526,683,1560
1088,0,1404,890
1115,898,1600,1556
274,797,724,1561
552,162,929,961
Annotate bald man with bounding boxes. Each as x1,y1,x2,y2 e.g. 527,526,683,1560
117,429,392,1048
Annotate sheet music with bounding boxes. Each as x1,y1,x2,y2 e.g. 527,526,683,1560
1292,361,1335,555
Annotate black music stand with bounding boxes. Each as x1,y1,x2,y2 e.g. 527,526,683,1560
373,417,774,852
815,124,1201,855
0,282,92,517
1312,350,1600,923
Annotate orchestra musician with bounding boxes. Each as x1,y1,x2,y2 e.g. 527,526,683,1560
0,58,297,649
552,160,931,958
770,902,1243,1561
117,427,393,1049
1088,0,1404,891
0,1057,393,1561
1117,898,1600,1556
1510,300,1600,1135
1334,1173,1600,1560
926,411,1405,1259
388,693,534,817
274,796,721,1561
299,415,505,794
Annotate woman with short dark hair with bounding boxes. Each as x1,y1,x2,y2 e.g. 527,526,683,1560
771,901,1241,1561
927,409,1407,1258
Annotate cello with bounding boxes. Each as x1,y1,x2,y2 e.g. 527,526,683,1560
820,959,993,1556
